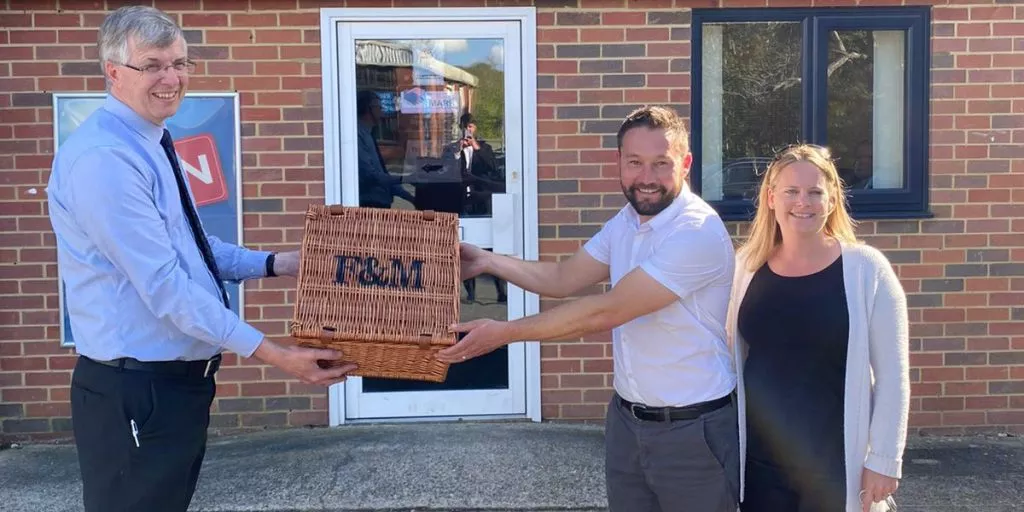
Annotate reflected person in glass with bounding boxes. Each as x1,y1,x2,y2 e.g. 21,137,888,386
356,89,414,208
439,106,740,512
450,112,501,215
839,139,874,190
444,112,506,303
727,144,908,512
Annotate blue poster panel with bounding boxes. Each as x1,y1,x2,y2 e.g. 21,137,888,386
52,93,243,347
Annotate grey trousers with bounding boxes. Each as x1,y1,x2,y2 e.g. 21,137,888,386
605,394,740,512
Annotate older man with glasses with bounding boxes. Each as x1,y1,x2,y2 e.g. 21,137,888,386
46,6,357,511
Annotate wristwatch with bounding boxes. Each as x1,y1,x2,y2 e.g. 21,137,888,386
266,252,277,277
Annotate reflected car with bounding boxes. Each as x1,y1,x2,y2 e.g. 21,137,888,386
701,157,772,201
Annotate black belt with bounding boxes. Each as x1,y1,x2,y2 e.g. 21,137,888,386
85,354,221,379
618,394,731,422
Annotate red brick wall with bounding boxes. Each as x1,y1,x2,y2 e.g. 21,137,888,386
905,0,1024,434
1,0,1021,441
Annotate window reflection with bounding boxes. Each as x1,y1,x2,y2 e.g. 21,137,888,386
828,30,905,191
353,39,506,218
354,38,511,393
701,22,802,201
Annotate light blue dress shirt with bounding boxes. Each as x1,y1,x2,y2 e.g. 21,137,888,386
47,96,268,362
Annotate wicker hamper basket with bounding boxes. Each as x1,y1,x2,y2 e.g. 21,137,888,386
290,204,460,382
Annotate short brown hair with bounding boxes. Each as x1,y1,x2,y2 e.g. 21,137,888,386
616,106,689,155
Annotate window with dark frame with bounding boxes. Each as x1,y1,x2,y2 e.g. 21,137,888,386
690,7,931,221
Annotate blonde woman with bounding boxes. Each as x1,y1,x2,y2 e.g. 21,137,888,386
727,145,910,512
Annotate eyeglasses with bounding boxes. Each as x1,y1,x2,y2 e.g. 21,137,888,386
119,59,196,76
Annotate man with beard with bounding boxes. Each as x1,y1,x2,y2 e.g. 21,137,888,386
438,106,738,511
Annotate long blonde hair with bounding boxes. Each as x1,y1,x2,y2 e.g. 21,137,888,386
741,144,859,271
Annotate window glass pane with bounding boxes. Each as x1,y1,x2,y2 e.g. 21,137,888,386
828,30,905,191
701,22,802,201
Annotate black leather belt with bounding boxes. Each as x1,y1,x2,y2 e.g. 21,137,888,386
618,394,731,422
85,354,221,379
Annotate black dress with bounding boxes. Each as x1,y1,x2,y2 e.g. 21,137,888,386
738,256,850,512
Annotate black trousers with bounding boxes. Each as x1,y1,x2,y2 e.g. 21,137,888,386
70,356,216,512
741,458,846,512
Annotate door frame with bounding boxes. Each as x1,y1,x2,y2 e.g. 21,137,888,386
318,7,541,425
341,20,527,421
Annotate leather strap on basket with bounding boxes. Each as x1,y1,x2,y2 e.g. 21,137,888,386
417,334,432,349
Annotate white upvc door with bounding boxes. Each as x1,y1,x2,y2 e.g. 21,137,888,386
320,8,540,423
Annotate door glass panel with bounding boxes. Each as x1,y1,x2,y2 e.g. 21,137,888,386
350,37,510,392
363,278,509,392
352,38,506,217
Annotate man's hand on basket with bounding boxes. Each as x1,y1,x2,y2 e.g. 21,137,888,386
436,318,509,363
459,242,491,281
252,340,357,386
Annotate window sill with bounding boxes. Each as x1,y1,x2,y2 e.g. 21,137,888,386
849,210,934,221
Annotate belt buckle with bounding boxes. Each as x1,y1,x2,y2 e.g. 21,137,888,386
203,359,214,378
629,402,645,420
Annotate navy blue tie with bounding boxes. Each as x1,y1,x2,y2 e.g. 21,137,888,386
160,129,230,309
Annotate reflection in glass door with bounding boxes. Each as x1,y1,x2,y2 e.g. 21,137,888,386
336,21,527,419
355,36,510,394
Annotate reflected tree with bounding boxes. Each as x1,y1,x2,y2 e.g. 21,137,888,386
719,22,802,161
719,24,874,164
465,62,505,149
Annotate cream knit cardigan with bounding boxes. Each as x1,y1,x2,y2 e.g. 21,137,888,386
726,242,911,512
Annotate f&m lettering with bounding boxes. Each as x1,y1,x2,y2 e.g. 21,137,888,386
334,255,424,290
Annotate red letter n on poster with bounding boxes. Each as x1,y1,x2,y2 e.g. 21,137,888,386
174,134,228,207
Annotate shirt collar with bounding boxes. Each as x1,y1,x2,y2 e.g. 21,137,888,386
102,95,164,144
625,181,694,232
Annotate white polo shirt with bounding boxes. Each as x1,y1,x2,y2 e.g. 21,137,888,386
583,183,736,408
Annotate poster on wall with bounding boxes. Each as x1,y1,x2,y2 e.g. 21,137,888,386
52,93,243,347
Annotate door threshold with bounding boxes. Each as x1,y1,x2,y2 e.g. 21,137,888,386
338,414,533,425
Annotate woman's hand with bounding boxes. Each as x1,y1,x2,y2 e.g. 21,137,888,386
860,467,898,512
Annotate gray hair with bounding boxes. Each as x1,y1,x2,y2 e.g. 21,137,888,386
98,6,183,74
